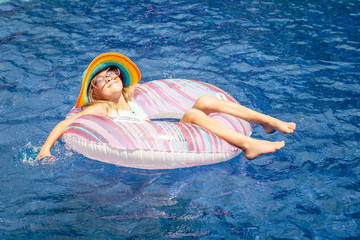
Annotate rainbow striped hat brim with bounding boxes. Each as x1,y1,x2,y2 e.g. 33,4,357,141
75,52,141,108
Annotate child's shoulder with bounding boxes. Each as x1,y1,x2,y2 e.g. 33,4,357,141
82,103,108,116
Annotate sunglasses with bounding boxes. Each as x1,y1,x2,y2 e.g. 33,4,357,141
91,67,120,89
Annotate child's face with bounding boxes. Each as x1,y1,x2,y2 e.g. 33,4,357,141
91,68,123,101
91,67,121,89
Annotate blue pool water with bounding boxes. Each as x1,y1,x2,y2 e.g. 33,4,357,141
1,0,359,238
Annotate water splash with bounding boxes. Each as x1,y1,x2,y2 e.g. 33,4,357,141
19,142,56,165
19,142,40,165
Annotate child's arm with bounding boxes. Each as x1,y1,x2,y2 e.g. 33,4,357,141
37,104,106,159
129,83,140,93
129,84,140,101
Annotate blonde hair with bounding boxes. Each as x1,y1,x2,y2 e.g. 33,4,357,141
86,77,133,114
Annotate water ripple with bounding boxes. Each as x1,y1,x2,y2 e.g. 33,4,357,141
0,0,359,238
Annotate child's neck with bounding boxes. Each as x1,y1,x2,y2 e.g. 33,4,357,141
114,96,131,111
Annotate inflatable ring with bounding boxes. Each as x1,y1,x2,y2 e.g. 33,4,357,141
63,79,252,169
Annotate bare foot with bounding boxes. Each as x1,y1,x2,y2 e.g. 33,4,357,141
262,118,296,134
243,139,285,160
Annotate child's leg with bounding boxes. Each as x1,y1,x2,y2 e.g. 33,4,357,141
192,96,296,134
180,108,285,160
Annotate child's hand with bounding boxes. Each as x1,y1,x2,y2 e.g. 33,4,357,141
129,84,140,93
36,148,51,160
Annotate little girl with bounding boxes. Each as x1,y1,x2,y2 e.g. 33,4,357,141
37,53,296,160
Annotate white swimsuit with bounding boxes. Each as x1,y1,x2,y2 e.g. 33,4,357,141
108,101,149,122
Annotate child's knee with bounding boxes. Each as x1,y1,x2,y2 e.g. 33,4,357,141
193,96,214,113
181,108,202,123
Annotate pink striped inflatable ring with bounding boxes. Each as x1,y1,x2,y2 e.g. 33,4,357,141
63,79,252,169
